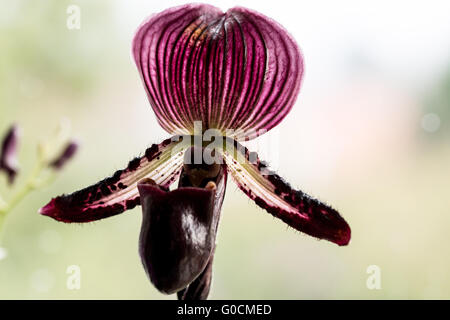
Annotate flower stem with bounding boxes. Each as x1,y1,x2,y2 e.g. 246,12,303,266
0,160,52,244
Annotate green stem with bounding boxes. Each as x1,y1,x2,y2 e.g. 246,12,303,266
0,121,72,246
0,161,50,244
2,163,42,213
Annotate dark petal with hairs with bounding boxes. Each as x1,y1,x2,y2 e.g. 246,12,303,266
39,136,186,222
222,138,351,246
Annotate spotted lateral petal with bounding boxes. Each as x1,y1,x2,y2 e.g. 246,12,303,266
39,136,186,222
133,4,303,139
222,139,351,246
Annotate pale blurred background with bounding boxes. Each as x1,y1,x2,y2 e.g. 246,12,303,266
1,0,450,299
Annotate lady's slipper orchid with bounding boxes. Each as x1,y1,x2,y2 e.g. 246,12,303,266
40,4,351,299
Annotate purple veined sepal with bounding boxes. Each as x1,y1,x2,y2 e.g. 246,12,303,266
221,138,351,246
137,147,227,298
39,135,188,222
132,4,303,140
0,124,20,185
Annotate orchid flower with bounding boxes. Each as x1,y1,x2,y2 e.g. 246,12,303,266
40,4,350,299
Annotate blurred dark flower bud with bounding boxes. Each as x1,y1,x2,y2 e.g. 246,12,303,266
0,124,20,184
49,141,78,170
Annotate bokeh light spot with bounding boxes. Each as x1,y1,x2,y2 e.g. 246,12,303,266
421,113,441,132
30,268,55,293
0,247,8,261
